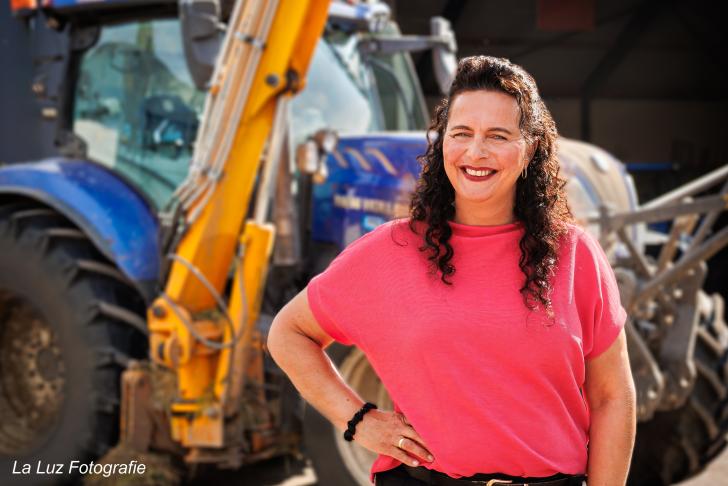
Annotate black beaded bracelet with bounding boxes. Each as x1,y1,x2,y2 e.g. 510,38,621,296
343,402,377,441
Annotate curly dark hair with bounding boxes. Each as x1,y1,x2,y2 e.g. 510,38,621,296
409,55,574,316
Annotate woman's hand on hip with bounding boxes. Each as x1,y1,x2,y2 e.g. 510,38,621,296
354,410,435,466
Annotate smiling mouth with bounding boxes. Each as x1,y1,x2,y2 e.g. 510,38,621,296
463,167,496,177
461,166,498,180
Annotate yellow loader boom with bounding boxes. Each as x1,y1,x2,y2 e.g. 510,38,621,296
141,0,329,455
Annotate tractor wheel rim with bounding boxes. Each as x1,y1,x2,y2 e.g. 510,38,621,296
0,293,66,454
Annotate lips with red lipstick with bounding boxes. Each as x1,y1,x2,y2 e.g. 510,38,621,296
460,165,498,181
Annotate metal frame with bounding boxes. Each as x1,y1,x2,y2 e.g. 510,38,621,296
586,163,728,419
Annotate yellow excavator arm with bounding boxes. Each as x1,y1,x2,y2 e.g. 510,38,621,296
143,0,329,452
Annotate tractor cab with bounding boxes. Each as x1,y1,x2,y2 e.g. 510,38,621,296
7,0,455,209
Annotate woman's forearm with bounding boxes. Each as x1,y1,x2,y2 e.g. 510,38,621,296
267,293,437,467
586,397,637,486
267,323,364,432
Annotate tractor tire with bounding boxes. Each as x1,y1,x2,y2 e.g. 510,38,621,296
302,343,392,486
0,201,148,485
628,290,728,485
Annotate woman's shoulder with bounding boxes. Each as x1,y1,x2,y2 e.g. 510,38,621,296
343,218,419,254
325,219,420,276
564,222,604,253
557,221,614,275
559,221,596,247
549,221,605,269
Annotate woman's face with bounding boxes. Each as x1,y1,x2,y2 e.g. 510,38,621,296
443,90,532,225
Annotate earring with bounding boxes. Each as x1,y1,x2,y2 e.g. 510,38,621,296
521,164,528,179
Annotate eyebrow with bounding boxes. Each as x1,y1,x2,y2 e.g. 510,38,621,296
449,125,514,135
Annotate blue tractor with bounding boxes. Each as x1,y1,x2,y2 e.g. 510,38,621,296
1,1,728,485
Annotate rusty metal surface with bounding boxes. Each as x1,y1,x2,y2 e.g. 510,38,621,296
118,361,181,455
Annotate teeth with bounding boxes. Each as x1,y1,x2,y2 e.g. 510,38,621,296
464,168,495,177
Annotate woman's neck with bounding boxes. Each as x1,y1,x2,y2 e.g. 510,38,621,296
453,201,516,226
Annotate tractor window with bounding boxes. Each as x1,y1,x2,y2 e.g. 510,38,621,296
368,51,427,132
73,19,205,210
290,33,384,148
368,24,429,132
290,26,428,148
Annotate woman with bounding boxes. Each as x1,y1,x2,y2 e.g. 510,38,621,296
267,56,636,486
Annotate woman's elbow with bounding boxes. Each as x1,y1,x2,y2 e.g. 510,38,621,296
267,303,295,365
267,309,289,358
270,290,333,351
267,296,323,363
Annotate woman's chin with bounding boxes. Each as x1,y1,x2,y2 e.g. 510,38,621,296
455,192,497,205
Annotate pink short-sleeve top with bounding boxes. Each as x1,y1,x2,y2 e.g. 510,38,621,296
307,218,628,483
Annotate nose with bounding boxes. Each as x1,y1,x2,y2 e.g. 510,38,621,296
466,136,491,159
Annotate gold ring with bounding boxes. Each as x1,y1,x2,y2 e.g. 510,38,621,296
398,437,406,449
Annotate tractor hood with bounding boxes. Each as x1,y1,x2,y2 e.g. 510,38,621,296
311,132,426,248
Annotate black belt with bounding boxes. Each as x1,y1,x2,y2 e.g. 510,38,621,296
401,464,587,486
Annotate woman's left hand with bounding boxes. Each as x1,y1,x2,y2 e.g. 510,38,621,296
353,409,435,467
